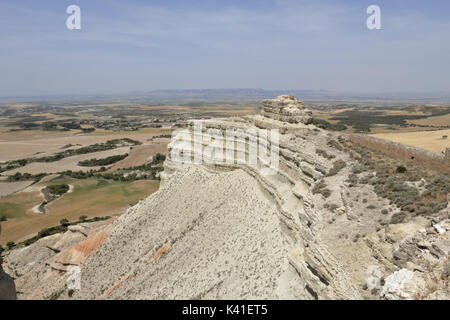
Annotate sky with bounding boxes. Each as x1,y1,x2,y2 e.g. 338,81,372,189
1,0,450,97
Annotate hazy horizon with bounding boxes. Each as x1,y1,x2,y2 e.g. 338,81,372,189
2,88,450,100
1,0,450,97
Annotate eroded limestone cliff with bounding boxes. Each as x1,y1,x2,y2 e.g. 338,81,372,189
3,96,449,300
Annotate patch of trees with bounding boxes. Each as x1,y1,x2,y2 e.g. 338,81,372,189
44,184,69,196
5,152,165,185
41,122,59,131
59,121,81,130
329,109,450,133
6,172,46,182
78,154,128,167
312,119,347,131
147,134,172,141
0,138,141,173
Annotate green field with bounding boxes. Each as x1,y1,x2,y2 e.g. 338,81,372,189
0,177,159,245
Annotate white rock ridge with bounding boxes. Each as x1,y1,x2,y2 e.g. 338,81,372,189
72,95,360,300
5,95,448,300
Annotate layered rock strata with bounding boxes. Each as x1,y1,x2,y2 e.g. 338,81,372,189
4,96,449,300
261,95,313,124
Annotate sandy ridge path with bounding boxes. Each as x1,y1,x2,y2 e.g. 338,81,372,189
30,184,74,214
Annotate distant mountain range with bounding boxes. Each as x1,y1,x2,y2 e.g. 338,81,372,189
1,89,450,105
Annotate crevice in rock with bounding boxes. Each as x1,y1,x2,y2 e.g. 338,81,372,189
305,284,319,300
44,246,61,254
306,262,329,286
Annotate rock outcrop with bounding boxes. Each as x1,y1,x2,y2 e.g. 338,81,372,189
72,95,359,299
4,95,449,300
0,263,16,300
2,219,115,300
0,224,16,300
262,95,313,124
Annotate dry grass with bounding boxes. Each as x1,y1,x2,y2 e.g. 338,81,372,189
110,142,169,170
369,126,439,134
0,128,171,162
371,129,450,153
0,181,34,197
3,147,130,175
407,113,450,126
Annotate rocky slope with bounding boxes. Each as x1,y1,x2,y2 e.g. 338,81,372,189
2,95,448,300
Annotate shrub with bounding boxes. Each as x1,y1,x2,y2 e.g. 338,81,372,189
443,260,450,278
60,218,69,226
324,203,339,211
78,154,128,167
316,148,335,160
313,119,347,131
327,159,347,176
0,215,7,222
402,204,415,212
45,184,69,195
381,209,388,215
6,241,15,250
366,205,377,209
321,188,331,198
327,139,343,151
79,215,88,221
47,289,63,300
347,173,358,186
396,165,407,173
390,212,406,224
312,180,332,199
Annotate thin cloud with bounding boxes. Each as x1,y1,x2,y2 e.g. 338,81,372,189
0,0,449,95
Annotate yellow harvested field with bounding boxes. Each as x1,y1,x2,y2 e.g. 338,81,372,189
369,126,437,134
3,147,130,175
0,128,172,162
407,113,450,126
371,129,450,153
110,141,169,170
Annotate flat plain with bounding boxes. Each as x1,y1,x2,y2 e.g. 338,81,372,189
0,100,448,247
371,129,450,153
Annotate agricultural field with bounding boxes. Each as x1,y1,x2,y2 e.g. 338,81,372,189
0,177,160,245
371,129,450,153
0,102,185,247
0,180,34,197
3,146,131,175
0,99,257,247
311,104,450,134
311,103,450,152
1,99,448,248
0,127,172,162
